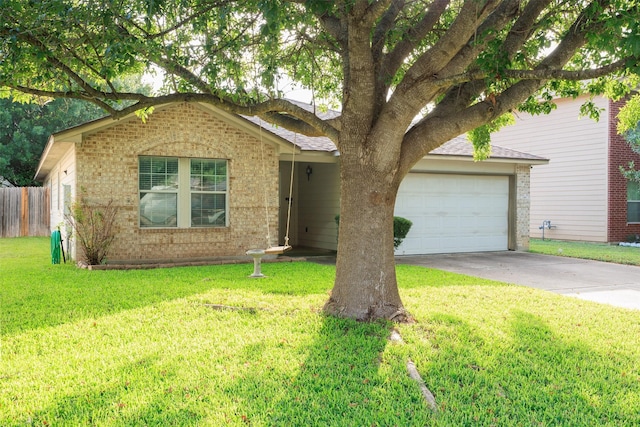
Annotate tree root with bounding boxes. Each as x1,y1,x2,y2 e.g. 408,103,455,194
389,328,404,343
323,298,415,323
203,304,257,314
389,328,438,412
406,358,438,412
389,309,415,323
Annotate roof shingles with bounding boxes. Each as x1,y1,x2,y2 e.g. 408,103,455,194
429,136,547,161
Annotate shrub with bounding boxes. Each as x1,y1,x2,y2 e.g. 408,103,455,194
65,197,119,265
334,215,413,249
393,216,413,249
626,234,640,243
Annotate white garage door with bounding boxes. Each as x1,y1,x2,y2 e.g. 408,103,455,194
395,174,509,255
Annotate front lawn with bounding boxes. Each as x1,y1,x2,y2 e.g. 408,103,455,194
529,238,640,266
1,237,639,426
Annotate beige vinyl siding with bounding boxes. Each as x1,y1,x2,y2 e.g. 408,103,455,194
296,162,340,250
491,95,609,242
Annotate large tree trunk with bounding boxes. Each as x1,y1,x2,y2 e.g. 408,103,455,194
323,151,409,322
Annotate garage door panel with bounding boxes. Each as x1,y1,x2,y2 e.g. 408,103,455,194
395,174,509,255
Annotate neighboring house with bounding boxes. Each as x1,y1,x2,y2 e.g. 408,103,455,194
35,102,547,264
490,94,640,243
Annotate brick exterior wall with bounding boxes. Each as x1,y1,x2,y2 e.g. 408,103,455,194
608,99,640,242
75,103,279,263
515,164,531,250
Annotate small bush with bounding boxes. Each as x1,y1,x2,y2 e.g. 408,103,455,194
625,234,640,243
393,216,413,249
65,197,119,265
334,215,413,249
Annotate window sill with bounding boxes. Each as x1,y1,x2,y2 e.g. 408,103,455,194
139,227,230,232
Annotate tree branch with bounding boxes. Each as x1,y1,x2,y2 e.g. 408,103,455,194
316,14,343,43
398,0,620,174
5,30,105,100
372,0,404,61
434,58,631,87
152,57,213,94
303,0,345,45
6,86,340,141
362,0,394,27
383,0,502,124
370,0,507,155
398,0,501,87
380,0,450,81
116,1,231,40
499,0,555,61
433,0,522,79
392,0,522,120
414,0,556,138
261,112,331,138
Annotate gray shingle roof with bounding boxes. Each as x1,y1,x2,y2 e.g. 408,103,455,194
242,115,337,152
429,136,548,161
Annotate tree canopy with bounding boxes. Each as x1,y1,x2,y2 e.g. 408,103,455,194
2,0,639,319
618,94,640,183
2,1,638,139
0,73,152,187
0,98,105,186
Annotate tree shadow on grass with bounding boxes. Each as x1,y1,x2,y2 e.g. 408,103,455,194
8,299,635,426
220,316,434,426
1,261,335,336
6,356,207,427
4,314,434,426
405,310,640,425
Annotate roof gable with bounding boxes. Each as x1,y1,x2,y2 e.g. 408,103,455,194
34,102,296,180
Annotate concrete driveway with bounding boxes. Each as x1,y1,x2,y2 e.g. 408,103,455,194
396,251,640,311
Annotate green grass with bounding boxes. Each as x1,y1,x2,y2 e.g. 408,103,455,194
1,238,639,426
530,238,640,266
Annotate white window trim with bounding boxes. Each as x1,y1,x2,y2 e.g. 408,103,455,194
628,181,640,224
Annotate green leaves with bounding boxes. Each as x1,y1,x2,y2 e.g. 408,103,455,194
0,98,105,186
617,94,640,136
467,113,516,161
135,106,155,123
0,0,639,150
617,93,640,183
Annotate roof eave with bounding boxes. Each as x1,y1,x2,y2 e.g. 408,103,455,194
34,135,57,181
425,153,549,165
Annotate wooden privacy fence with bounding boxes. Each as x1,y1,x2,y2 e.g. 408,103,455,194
0,187,50,238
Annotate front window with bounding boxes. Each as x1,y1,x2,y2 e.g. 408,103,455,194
628,180,640,223
139,156,227,228
190,159,227,227
139,157,178,227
